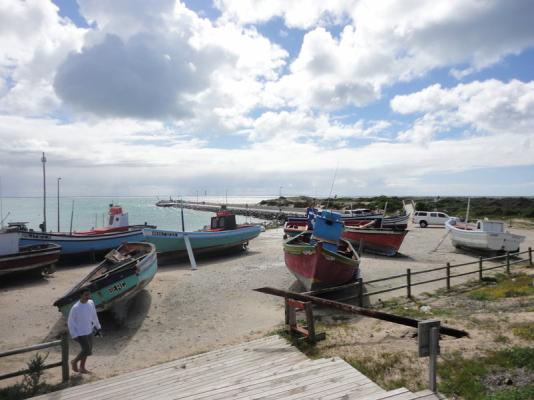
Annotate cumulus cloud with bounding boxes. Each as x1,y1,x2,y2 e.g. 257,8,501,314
259,0,534,110
392,79,534,142
0,0,85,115
54,33,229,119
215,0,354,29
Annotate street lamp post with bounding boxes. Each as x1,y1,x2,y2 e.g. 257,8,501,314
41,152,47,232
57,177,61,232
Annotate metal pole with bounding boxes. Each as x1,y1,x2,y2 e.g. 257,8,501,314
446,263,451,290
429,326,439,392
465,197,470,224
41,152,47,232
506,252,510,274
61,333,69,383
529,247,532,267
0,176,3,229
380,201,388,229
57,177,61,232
406,268,411,298
180,197,185,232
69,200,74,234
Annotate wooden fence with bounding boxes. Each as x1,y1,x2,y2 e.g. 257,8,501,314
314,247,533,306
0,334,69,383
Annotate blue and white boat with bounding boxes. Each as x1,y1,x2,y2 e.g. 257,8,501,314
18,228,145,256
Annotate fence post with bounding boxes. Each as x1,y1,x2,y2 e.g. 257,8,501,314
506,252,510,274
357,277,363,307
446,262,451,291
61,333,69,383
529,247,532,267
406,268,411,299
478,257,483,281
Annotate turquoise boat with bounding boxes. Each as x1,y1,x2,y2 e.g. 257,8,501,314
53,242,157,321
143,210,262,256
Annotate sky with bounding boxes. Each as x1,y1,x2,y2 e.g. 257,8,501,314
1,0,534,197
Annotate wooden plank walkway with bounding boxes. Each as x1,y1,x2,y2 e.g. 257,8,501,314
31,336,442,399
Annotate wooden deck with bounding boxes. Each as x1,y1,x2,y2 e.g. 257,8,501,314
32,336,442,399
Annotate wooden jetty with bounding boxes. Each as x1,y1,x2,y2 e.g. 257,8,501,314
31,336,441,399
157,200,306,221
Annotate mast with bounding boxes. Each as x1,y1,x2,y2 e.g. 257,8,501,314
41,152,47,232
0,176,3,229
465,197,471,225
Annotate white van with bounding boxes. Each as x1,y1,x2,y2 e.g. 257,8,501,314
412,211,450,228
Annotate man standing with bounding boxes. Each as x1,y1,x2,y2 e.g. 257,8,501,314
67,288,101,374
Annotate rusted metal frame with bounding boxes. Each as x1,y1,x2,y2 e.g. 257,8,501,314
365,285,407,297
305,280,362,296
365,273,407,284
409,276,448,287
482,263,509,272
0,362,62,381
256,287,468,338
410,265,448,276
448,270,479,279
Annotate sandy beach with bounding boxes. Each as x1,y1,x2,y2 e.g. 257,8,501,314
1,222,533,386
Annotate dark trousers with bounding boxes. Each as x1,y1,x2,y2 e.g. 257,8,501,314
75,334,93,357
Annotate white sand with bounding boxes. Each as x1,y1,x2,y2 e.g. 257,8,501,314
1,223,532,385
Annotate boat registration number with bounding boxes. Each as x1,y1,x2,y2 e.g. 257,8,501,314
108,281,127,294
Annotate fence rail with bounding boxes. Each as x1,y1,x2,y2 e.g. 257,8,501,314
331,247,533,306
0,334,69,383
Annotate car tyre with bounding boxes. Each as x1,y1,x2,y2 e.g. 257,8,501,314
419,220,428,228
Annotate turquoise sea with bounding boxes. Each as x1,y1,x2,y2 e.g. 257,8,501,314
0,196,269,232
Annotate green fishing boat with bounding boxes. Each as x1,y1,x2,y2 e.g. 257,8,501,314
53,242,157,322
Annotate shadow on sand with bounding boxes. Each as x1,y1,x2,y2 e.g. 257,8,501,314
44,290,153,357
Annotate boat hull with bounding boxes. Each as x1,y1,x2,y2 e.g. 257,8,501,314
54,243,158,317
446,221,524,253
143,225,262,255
19,230,145,256
284,237,359,291
342,228,408,256
0,244,61,276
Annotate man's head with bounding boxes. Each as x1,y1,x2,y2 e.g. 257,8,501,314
79,288,91,303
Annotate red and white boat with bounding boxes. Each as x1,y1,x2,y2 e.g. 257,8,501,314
283,211,360,291
74,205,131,235
342,223,408,257
0,228,61,276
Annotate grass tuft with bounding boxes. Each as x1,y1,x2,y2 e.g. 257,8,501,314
468,273,534,301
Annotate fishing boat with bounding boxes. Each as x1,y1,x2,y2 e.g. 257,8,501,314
284,210,360,291
17,224,146,256
342,222,408,256
53,242,157,321
446,218,525,253
143,209,262,257
283,211,409,238
74,204,140,235
0,227,61,276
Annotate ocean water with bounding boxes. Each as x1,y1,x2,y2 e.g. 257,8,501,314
0,196,269,233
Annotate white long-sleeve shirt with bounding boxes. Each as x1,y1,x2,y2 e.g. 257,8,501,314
67,299,101,338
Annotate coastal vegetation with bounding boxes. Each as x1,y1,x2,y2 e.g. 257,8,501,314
259,196,534,219
280,269,534,399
